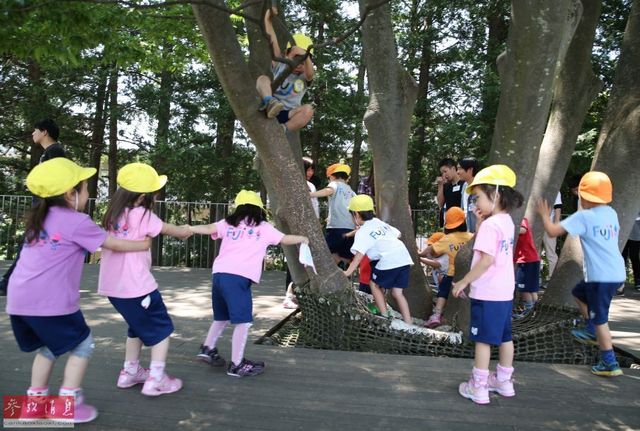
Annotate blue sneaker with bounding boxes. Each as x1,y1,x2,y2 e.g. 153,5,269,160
571,328,598,346
591,360,623,377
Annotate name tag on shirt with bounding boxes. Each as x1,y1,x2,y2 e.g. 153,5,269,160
452,185,460,192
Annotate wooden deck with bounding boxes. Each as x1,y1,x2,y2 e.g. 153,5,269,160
1,262,639,430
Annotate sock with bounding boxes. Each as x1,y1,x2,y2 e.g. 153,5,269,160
124,360,140,375
496,364,514,382
523,301,534,310
149,361,165,380
27,386,48,396
59,387,81,399
231,323,251,366
204,320,229,349
262,96,272,104
472,367,489,386
601,349,616,364
585,318,596,335
431,308,442,317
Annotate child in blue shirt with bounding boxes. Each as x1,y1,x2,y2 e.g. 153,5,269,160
537,171,625,377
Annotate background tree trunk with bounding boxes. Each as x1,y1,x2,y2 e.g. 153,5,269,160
88,66,109,201
107,63,118,197
358,0,429,318
349,60,366,192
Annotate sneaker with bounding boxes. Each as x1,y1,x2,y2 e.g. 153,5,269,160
513,306,533,320
458,377,490,405
21,395,47,420
262,98,284,119
635,285,640,292
197,345,226,366
141,374,183,396
591,360,623,377
488,372,515,397
283,296,299,309
616,284,625,296
425,313,442,328
571,328,598,346
117,366,150,388
226,358,265,377
55,390,98,424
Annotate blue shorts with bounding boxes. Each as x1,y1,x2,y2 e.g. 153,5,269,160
469,299,513,346
515,261,540,293
276,109,290,124
10,310,91,357
325,229,354,260
571,281,619,325
212,273,253,324
437,275,453,299
358,283,372,294
371,264,411,289
108,289,174,346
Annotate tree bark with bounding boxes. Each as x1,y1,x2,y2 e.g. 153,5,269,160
545,0,640,306
358,0,429,318
192,2,350,299
523,0,603,304
349,60,366,191
107,63,118,197
88,66,109,201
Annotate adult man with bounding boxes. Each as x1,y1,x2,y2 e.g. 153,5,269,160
457,157,480,233
436,158,464,228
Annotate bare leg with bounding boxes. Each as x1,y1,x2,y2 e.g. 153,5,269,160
31,353,55,388
285,104,313,131
433,297,446,313
370,282,387,315
391,288,412,324
574,296,588,319
150,337,170,362
498,341,514,368
474,342,491,370
61,356,90,389
125,337,143,362
256,75,273,99
595,323,613,350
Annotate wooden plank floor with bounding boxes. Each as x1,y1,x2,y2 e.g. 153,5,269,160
1,262,639,431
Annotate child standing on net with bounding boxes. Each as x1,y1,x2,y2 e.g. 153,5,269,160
418,232,448,291
343,195,414,324
6,158,151,423
537,171,625,377
513,217,541,319
190,190,308,377
420,207,472,328
452,165,523,405
98,163,192,396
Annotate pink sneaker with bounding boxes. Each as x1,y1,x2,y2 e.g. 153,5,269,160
141,374,183,397
117,367,150,388
55,390,98,423
459,377,490,405
488,372,515,397
283,297,298,309
425,313,442,328
21,395,47,420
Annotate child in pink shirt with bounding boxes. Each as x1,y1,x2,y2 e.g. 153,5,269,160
452,165,524,405
98,163,191,397
7,159,151,423
189,190,308,377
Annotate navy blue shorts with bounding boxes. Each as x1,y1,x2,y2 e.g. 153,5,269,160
358,283,372,294
325,229,354,260
212,273,253,324
10,310,91,357
108,289,174,346
371,265,411,289
515,261,540,293
571,281,619,325
469,299,513,346
437,275,453,299
276,109,290,124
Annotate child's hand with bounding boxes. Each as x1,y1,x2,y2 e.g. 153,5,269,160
178,225,193,239
301,236,309,244
452,280,468,298
536,199,550,219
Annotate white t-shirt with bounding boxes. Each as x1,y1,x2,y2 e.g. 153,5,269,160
307,181,320,218
350,218,413,270
550,192,562,221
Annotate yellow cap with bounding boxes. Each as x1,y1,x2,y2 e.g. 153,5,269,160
465,164,516,194
117,163,167,193
579,171,612,204
286,33,313,55
326,163,351,177
348,195,374,212
26,158,96,198
234,190,264,209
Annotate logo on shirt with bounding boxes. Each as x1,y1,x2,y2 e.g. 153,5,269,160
26,230,63,250
112,222,130,237
368,225,392,240
498,238,514,254
225,227,261,241
592,224,619,241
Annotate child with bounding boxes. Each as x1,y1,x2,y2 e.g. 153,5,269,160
98,163,193,396
6,158,151,422
190,190,308,377
256,7,314,132
420,207,473,328
419,232,448,290
537,171,625,377
311,163,356,266
343,195,414,324
452,164,523,405
513,217,541,319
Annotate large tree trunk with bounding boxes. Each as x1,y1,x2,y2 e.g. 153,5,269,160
545,0,640,306
358,0,429,318
192,2,349,299
349,60,366,192
524,0,603,304
88,66,109,201
445,0,582,330
107,63,118,197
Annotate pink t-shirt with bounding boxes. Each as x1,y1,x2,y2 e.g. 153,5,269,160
7,207,107,316
211,219,284,283
98,207,163,298
469,213,515,301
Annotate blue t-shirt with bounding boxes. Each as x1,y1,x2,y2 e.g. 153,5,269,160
560,205,625,282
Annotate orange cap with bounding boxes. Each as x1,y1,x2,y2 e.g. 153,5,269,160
427,232,445,245
444,207,465,229
326,163,351,178
579,171,612,204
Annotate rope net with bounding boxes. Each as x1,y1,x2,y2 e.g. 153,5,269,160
258,283,637,368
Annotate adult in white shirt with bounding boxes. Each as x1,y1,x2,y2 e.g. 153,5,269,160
542,192,562,277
